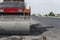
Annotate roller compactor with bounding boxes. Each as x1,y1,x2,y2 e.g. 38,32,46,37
0,0,33,35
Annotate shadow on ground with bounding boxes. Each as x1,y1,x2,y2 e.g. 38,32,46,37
30,24,54,36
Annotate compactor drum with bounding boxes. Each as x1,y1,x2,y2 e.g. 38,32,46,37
0,15,31,35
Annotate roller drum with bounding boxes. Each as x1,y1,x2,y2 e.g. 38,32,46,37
0,15,31,35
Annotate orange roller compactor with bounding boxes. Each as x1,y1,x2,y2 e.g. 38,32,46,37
0,0,32,35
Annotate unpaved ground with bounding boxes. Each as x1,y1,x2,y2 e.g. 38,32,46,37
0,35,42,40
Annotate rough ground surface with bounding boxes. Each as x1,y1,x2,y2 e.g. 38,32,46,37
0,35,42,40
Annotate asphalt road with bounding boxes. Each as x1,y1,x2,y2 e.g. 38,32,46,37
31,16,60,35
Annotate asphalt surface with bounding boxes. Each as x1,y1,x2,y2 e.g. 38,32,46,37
31,16,60,35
